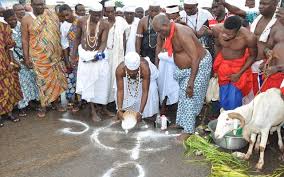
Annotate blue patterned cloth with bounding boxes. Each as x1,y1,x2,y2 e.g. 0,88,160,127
174,50,212,133
12,23,39,109
245,10,259,24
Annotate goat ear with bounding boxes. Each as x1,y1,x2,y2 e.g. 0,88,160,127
220,108,225,113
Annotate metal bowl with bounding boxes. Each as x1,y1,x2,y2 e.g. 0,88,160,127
208,120,248,150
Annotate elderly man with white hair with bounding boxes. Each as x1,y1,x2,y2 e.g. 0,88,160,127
71,1,112,121
115,52,159,121
104,0,129,103
124,5,140,54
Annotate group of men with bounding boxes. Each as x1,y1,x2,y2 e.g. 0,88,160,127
0,0,284,141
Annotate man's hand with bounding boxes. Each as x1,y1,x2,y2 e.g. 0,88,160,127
136,112,142,122
186,84,194,98
214,73,218,78
264,66,278,77
116,110,124,120
229,73,241,82
25,60,33,69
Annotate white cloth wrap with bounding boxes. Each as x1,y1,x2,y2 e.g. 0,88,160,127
157,52,179,105
76,45,110,104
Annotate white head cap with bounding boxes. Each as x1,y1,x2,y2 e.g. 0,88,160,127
165,6,179,14
184,0,198,5
105,0,115,8
124,6,136,13
87,1,103,12
125,52,141,70
116,7,124,12
149,0,160,7
166,0,180,7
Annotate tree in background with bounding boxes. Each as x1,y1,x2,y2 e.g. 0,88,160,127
115,1,124,8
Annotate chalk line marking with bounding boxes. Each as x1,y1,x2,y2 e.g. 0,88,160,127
102,161,145,177
59,119,90,135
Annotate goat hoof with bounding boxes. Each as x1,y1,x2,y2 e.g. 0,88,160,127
278,155,284,161
255,162,263,171
244,154,251,160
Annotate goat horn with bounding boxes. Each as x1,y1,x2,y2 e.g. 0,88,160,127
228,112,246,128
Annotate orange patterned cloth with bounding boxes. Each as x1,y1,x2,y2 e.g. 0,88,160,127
29,10,67,107
0,22,22,115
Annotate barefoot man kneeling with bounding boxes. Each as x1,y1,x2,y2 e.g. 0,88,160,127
115,52,159,121
153,14,212,141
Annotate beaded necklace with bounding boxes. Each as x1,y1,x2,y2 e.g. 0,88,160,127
107,22,116,50
148,17,157,49
86,16,100,49
125,67,141,98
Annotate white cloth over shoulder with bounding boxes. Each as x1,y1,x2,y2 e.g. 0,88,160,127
125,17,139,54
157,52,179,105
281,79,284,88
76,45,110,104
250,14,277,43
114,57,159,118
107,16,129,103
60,21,72,49
179,8,213,31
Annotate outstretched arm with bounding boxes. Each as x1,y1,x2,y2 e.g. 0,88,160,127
21,17,32,68
220,0,246,17
116,64,125,120
139,62,150,119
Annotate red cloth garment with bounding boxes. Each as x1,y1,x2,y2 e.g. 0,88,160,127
163,22,175,57
260,72,284,92
213,49,253,96
281,87,284,95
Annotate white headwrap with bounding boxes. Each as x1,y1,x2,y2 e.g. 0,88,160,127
166,6,179,14
125,52,141,70
116,7,124,12
105,0,115,8
124,6,136,13
87,1,103,12
166,0,180,7
149,0,160,7
184,0,198,5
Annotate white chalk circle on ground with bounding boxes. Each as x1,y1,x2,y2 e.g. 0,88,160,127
102,161,145,177
59,118,90,135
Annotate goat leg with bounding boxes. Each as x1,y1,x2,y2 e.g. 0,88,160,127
255,131,269,171
245,133,257,160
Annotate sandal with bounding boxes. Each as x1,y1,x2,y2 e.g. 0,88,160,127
8,115,20,123
0,117,4,127
71,105,80,113
19,110,27,117
37,109,46,118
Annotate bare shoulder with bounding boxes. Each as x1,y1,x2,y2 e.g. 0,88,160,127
138,16,147,26
176,23,194,37
212,24,223,36
241,27,256,42
21,15,33,25
116,62,125,74
100,19,109,28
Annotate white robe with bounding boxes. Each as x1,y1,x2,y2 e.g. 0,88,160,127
114,57,159,118
179,8,213,31
76,45,110,104
157,52,179,105
107,16,129,103
125,17,139,54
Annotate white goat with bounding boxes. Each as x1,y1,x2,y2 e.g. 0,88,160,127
215,88,284,170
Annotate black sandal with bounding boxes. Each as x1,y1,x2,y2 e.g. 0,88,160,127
8,115,20,123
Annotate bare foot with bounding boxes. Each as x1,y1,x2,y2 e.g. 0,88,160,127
19,109,27,117
37,109,46,118
101,108,115,117
169,124,183,129
91,111,101,122
57,105,66,112
176,133,191,142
